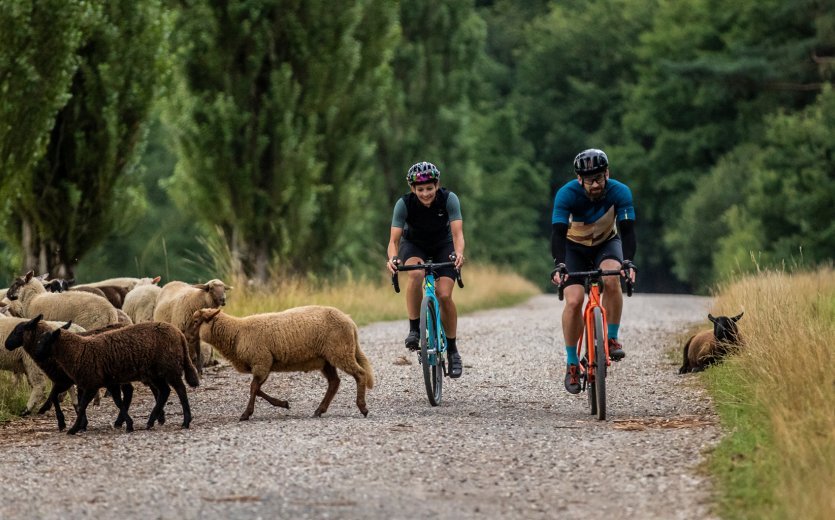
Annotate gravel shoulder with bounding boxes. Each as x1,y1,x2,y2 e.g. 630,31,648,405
0,293,720,519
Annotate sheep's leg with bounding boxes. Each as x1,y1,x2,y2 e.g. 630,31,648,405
313,363,340,418
169,378,192,429
337,359,369,417
256,389,290,409
67,387,98,435
242,374,269,421
146,383,166,425
40,382,71,431
111,384,134,433
147,380,170,430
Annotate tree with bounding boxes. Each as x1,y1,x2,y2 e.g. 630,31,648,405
0,0,90,277
2,1,169,279
166,0,398,280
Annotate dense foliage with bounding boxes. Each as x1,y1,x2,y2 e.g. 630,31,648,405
1,0,832,290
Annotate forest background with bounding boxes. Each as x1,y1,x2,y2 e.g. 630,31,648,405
1,0,833,293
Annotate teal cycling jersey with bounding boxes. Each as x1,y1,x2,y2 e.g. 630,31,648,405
551,178,635,247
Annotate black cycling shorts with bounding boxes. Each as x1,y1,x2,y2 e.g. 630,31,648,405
398,239,458,280
564,236,623,287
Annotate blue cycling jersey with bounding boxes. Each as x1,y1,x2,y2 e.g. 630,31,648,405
551,178,635,247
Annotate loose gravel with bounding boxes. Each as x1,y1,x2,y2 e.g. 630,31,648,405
0,293,720,519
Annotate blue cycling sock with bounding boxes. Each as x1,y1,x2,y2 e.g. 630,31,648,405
566,346,579,366
608,323,620,340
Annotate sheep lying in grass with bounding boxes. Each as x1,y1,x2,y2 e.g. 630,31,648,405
73,276,161,292
679,312,745,373
186,306,374,420
154,279,232,371
24,319,200,434
4,318,129,431
6,271,119,330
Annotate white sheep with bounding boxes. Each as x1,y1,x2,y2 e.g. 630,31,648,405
0,317,86,415
122,283,162,324
153,279,232,370
186,306,374,420
73,276,161,292
6,271,119,331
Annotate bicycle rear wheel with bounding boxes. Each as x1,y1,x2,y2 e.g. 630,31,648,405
593,306,607,420
420,297,443,406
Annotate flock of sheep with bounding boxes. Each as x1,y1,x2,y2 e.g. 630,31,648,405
0,271,374,435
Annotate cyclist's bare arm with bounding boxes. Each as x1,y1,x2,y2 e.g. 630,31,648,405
387,226,403,274
450,219,465,269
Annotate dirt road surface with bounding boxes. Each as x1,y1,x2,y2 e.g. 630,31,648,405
0,293,719,519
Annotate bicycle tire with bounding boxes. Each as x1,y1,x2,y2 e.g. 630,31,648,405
420,297,443,406
593,306,607,420
585,334,597,416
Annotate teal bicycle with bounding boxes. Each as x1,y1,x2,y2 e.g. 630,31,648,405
392,255,464,406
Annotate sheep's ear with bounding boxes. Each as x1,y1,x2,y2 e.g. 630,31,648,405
61,321,72,330
25,315,43,330
732,312,744,322
24,270,34,282
192,282,209,291
223,284,233,290
152,276,161,284
707,314,716,323
208,308,222,320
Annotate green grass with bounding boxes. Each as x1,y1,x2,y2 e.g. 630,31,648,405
0,373,29,424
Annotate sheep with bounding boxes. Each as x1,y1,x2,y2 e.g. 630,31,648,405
153,279,232,371
186,306,374,421
122,283,162,324
0,317,86,417
6,271,119,331
73,276,161,291
679,312,745,373
20,319,199,434
4,318,132,431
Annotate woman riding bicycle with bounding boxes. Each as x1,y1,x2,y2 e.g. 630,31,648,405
386,161,466,378
550,149,637,394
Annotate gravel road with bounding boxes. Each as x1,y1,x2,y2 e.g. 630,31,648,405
0,293,720,519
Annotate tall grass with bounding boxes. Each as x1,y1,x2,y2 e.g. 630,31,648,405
0,373,28,423
224,263,540,326
703,266,835,519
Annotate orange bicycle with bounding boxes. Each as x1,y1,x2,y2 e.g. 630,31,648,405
558,268,633,420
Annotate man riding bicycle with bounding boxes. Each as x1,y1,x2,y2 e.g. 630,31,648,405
550,149,637,394
386,161,466,378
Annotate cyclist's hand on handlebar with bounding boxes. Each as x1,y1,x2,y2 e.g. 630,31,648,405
451,252,465,269
621,260,637,283
551,263,569,286
387,256,401,274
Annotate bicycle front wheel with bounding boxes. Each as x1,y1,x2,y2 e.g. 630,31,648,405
593,306,607,420
420,297,443,406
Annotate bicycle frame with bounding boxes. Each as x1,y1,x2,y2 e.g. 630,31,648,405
581,280,609,375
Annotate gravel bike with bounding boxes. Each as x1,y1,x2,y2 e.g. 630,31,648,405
557,267,634,420
391,256,464,406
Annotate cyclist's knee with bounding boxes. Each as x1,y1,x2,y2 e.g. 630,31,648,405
603,276,621,294
436,291,453,305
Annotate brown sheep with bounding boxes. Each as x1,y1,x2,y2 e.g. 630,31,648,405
679,312,744,373
27,320,199,434
153,279,232,371
186,306,374,421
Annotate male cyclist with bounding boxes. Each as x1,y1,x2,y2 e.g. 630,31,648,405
550,149,637,394
386,161,466,378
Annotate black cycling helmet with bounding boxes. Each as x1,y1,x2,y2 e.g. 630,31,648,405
573,149,609,176
406,161,440,185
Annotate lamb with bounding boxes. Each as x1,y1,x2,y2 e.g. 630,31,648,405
679,312,745,373
186,306,374,421
153,279,232,371
73,276,161,292
0,317,86,417
20,319,199,434
6,271,119,330
5,318,131,431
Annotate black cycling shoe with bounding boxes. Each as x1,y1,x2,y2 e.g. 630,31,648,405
448,350,463,378
564,364,581,394
404,330,420,351
608,338,626,361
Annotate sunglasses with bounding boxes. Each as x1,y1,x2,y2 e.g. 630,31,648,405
581,173,606,186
